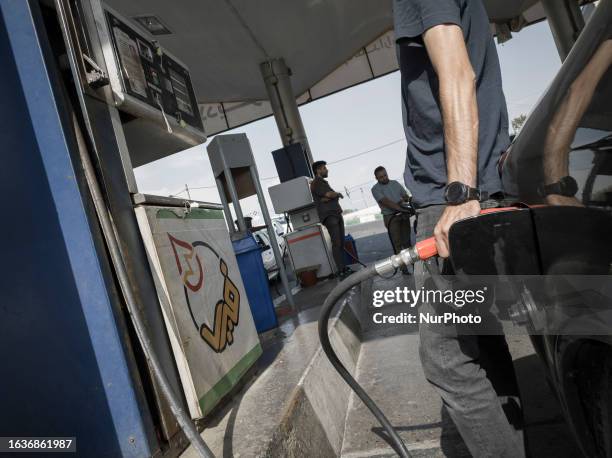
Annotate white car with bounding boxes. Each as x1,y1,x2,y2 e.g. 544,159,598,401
253,228,286,280
271,218,288,239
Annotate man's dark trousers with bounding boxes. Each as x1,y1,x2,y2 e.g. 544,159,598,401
322,215,345,273
415,203,525,457
383,213,412,254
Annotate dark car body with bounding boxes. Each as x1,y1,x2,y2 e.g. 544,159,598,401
449,1,612,456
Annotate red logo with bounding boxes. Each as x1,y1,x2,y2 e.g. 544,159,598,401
168,234,240,353
168,234,204,292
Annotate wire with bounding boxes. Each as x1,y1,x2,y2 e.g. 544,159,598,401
170,175,280,196
167,138,407,197
346,176,403,192
327,138,405,165
169,188,188,197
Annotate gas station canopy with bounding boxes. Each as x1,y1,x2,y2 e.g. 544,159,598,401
105,0,582,144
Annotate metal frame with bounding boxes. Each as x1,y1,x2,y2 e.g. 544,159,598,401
209,134,296,309
541,0,586,61
0,1,154,454
57,0,190,446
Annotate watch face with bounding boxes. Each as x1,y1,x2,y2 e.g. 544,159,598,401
445,182,466,203
560,176,579,196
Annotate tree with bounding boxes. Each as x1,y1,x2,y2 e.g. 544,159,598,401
511,114,527,135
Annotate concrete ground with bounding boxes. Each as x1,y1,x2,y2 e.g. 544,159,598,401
341,220,581,457
184,220,582,457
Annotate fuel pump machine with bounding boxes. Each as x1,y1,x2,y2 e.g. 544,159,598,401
0,1,259,456
269,176,337,278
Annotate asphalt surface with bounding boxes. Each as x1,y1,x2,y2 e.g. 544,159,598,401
346,219,398,265
342,219,581,458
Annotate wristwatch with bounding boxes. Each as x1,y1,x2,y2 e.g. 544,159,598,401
444,182,487,205
537,176,578,198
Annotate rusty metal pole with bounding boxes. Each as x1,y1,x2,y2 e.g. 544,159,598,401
260,58,313,166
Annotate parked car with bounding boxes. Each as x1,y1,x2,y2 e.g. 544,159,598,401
271,217,288,240
450,3,612,456
253,228,286,280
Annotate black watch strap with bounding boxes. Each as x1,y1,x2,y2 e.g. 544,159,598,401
467,187,488,202
539,182,563,197
537,176,578,197
445,181,487,205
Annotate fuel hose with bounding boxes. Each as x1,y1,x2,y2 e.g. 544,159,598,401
318,207,518,457
318,239,435,457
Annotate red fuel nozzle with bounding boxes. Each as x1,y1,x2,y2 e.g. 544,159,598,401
414,237,438,261
374,206,522,275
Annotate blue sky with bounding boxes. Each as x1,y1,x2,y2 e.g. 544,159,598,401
135,19,562,223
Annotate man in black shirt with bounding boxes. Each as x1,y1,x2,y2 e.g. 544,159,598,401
394,0,524,456
310,161,352,278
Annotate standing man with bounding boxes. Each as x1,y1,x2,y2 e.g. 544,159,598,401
310,161,352,279
394,0,524,456
371,166,413,255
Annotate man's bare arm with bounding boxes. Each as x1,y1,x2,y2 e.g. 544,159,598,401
424,24,478,186
423,23,481,257
325,191,342,199
312,184,342,201
543,40,612,206
378,197,404,212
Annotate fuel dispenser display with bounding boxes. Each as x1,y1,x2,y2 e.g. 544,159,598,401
97,5,206,166
105,10,202,129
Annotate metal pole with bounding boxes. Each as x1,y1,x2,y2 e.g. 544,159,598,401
360,187,368,209
541,0,585,61
249,166,296,310
260,58,314,166
216,177,236,233
222,165,247,232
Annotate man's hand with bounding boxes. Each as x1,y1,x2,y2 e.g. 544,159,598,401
380,197,401,211
433,201,480,258
545,195,583,207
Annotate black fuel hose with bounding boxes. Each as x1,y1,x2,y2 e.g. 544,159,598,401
318,266,412,458
319,207,520,457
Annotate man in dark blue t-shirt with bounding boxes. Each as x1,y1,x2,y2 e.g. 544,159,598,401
394,0,524,456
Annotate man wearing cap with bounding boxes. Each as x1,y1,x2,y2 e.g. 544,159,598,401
393,0,524,456
310,161,352,279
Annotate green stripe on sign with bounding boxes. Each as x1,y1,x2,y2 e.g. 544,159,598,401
156,208,223,220
199,343,263,416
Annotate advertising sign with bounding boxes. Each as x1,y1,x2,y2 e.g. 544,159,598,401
136,206,261,418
